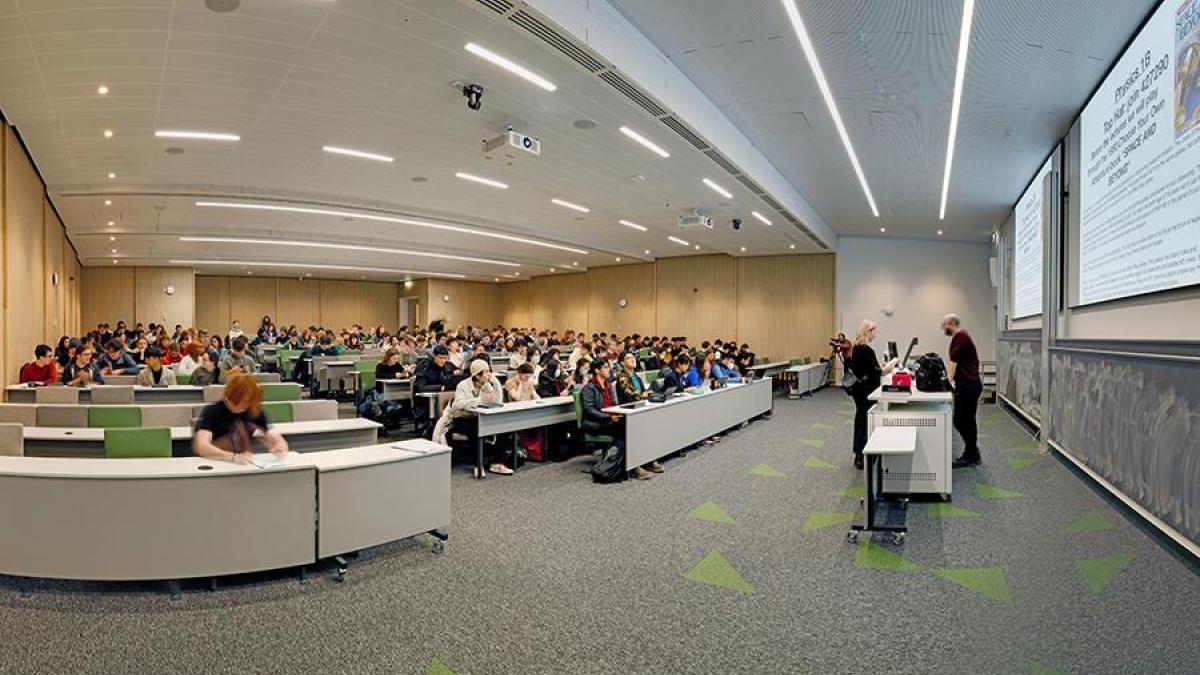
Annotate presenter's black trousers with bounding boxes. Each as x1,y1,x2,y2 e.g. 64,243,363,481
852,391,872,458
952,379,982,461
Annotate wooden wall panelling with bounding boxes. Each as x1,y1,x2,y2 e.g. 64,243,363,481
358,281,397,329
427,279,467,329
654,255,737,342
587,263,655,335
497,281,530,328
318,280,359,330
464,281,499,327
276,277,320,329
43,198,66,341
735,255,836,363
0,126,6,385
80,267,135,334
229,277,277,332
529,273,587,332
195,276,231,333
134,267,194,329
403,279,428,330
5,126,46,385
65,246,82,337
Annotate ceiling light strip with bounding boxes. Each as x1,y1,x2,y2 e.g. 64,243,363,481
464,43,557,92
751,211,773,226
551,198,590,213
618,219,647,232
455,172,509,189
194,200,589,255
667,236,690,246
322,145,394,162
618,126,670,158
178,236,520,267
780,0,880,218
938,0,976,220
169,260,468,279
702,178,732,199
155,130,240,141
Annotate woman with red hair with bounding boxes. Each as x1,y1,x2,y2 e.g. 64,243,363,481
192,375,289,463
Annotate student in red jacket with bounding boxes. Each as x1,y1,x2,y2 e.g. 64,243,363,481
19,344,59,384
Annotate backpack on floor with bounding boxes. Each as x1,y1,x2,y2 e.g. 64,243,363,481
591,446,627,484
913,353,950,392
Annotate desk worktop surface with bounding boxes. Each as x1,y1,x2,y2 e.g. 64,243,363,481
22,417,380,442
603,379,769,416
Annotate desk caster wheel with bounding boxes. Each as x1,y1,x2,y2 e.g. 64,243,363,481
892,533,906,546
432,540,445,555
845,531,859,543
333,569,346,583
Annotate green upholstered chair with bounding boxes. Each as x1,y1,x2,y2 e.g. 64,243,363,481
88,406,142,429
104,427,171,459
642,370,661,385
261,383,301,402
262,402,294,424
176,372,192,385
572,390,615,451
354,359,376,392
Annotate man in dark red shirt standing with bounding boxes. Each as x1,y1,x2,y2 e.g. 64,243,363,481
942,314,982,467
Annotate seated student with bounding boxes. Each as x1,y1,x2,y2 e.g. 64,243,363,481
192,375,289,463
218,336,257,383
565,359,591,393
615,352,650,403
504,362,540,402
375,348,407,381
737,343,756,370
207,335,227,360
434,359,507,477
582,359,652,481
127,336,148,365
135,347,178,386
98,340,139,375
446,338,465,371
176,342,205,377
61,346,104,386
509,342,529,370
345,334,364,352
659,353,692,392
412,345,457,436
54,336,75,368
190,350,220,387
712,352,743,383
19,344,59,384
537,348,565,398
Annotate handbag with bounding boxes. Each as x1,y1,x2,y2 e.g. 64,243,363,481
841,358,859,397
590,446,627,483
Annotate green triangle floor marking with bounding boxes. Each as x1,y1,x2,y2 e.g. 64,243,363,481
801,438,826,449
976,483,1025,499
1076,553,1135,595
933,567,1013,605
685,550,754,594
854,540,921,572
1062,509,1113,535
1030,662,1069,675
811,422,835,430
802,512,855,532
804,457,836,470
428,657,457,675
688,501,734,525
927,503,981,519
1008,440,1038,454
749,463,786,478
834,484,865,498
1008,455,1044,470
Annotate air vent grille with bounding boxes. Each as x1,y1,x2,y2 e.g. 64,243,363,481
703,149,741,177
883,472,937,482
735,174,762,193
599,71,668,116
881,417,937,428
474,0,514,14
509,11,606,73
761,194,784,211
659,115,709,151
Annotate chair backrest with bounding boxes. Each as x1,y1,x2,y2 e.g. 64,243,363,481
104,427,171,459
291,399,337,422
261,383,301,402
175,372,192,385
789,358,802,366
0,423,23,457
253,372,282,383
355,359,376,390
88,406,142,429
262,401,294,424
642,370,660,384
90,385,135,404
572,390,584,428
37,405,89,428
141,404,192,428
35,387,79,405
103,374,138,386
0,404,37,427
203,385,225,403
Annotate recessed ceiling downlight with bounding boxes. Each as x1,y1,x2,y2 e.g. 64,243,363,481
205,0,240,12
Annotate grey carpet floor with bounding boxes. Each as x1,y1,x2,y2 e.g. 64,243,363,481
1,390,1198,675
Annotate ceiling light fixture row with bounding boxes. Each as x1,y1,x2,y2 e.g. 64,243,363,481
939,0,976,220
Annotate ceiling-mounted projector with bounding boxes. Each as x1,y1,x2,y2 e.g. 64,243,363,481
483,127,541,159
678,212,714,230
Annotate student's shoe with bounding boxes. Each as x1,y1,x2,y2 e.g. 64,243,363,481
631,467,654,480
711,435,722,443
473,465,486,478
952,455,981,469
489,463,514,475
647,462,664,473
853,455,864,470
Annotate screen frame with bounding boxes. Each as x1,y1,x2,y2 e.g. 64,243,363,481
1010,147,1058,319
1068,0,1200,310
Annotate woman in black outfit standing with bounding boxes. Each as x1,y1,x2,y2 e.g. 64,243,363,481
848,320,893,470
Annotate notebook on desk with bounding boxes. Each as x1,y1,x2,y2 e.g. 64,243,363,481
249,453,291,469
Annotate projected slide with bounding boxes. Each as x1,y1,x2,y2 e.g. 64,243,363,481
1078,0,1200,306
1013,156,1052,318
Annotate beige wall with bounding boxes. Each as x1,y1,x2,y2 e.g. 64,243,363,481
2,124,82,385
81,266,194,332
192,276,399,333
493,254,836,362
